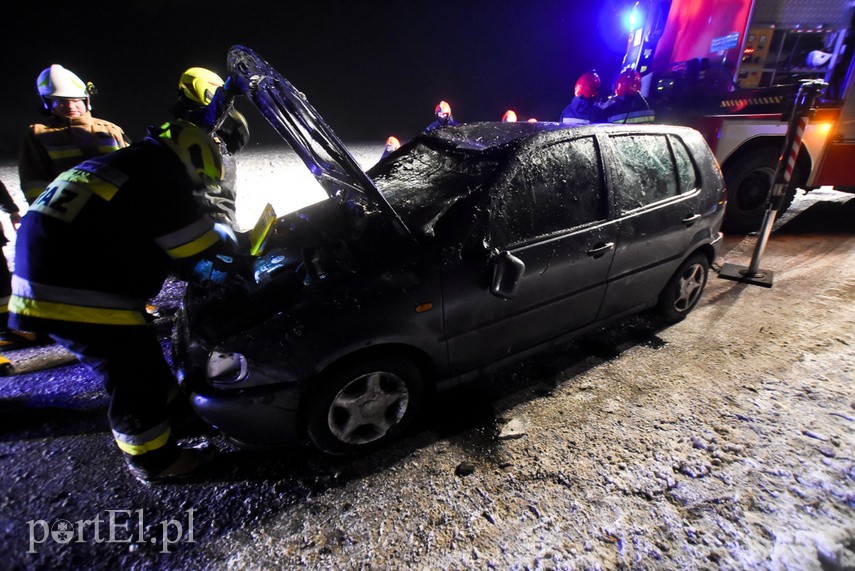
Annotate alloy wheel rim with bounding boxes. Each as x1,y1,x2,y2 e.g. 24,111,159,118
328,371,410,444
675,263,705,312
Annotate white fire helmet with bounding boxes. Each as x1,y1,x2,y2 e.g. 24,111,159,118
36,64,91,110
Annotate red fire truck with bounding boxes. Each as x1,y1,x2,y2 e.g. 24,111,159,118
623,0,855,232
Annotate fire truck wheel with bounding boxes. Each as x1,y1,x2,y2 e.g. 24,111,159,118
722,147,801,234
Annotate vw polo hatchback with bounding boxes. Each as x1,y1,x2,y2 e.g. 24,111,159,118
173,47,725,455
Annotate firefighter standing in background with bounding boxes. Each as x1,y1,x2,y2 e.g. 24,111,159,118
597,68,656,124
0,178,23,353
171,67,250,230
9,115,245,483
424,100,459,131
380,135,401,160
18,64,129,205
561,70,606,124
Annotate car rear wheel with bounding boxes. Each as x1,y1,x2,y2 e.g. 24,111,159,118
657,253,709,322
306,357,424,455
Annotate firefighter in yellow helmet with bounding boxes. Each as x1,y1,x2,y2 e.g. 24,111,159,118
9,111,247,482
18,64,129,204
172,67,250,230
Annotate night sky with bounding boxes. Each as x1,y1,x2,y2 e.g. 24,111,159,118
1,1,631,156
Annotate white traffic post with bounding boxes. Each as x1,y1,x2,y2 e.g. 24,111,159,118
719,79,827,287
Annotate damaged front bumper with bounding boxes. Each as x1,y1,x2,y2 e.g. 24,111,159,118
173,306,306,449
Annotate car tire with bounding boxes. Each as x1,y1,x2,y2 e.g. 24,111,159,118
722,147,801,234
657,253,709,322
305,356,424,456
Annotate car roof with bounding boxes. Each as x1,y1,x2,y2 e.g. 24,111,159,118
418,121,696,153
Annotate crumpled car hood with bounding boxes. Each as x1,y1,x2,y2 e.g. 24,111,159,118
227,45,411,239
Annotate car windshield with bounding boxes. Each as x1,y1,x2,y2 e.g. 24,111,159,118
369,141,502,237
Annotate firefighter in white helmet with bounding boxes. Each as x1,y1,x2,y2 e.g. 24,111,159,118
171,67,250,230
18,64,129,204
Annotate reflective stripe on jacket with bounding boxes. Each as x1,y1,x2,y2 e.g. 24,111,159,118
10,276,148,326
10,137,226,333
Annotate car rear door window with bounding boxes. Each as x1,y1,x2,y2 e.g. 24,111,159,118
610,134,679,212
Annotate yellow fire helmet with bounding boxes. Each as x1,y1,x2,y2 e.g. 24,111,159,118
178,67,225,106
156,120,224,186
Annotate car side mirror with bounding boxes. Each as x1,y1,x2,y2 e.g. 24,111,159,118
490,251,525,299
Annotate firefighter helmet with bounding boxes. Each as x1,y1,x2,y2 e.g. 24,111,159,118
36,64,92,111
806,50,832,68
435,100,452,118
384,135,401,153
502,109,518,122
156,120,224,186
178,67,225,106
615,69,642,97
574,70,601,98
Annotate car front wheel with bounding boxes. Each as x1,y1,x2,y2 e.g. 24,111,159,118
657,253,709,322
306,357,424,455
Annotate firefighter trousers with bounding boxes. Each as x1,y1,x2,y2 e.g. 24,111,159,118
50,326,182,473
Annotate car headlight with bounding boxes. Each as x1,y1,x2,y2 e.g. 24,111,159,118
207,351,249,386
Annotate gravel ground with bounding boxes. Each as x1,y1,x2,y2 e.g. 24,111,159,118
0,155,852,570
204,190,855,570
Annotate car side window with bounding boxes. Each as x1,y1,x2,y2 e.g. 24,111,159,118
490,136,605,246
669,135,699,193
610,134,679,212
527,138,606,236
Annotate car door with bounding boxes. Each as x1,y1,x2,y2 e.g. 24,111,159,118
598,132,705,318
441,135,619,375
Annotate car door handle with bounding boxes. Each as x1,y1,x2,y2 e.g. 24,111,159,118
586,242,615,258
682,213,702,226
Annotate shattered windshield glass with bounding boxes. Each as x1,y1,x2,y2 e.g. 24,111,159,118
369,141,502,237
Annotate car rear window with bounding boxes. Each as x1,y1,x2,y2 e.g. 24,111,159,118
669,135,700,192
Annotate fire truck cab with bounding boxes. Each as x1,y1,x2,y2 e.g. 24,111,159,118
624,0,855,233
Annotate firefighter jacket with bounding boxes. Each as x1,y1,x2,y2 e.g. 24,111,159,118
9,136,227,335
561,96,606,124
18,113,129,204
0,179,20,246
424,116,459,132
597,94,656,124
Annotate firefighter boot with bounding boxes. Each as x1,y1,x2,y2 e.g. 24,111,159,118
0,329,51,350
126,444,216,484
0,354,13,376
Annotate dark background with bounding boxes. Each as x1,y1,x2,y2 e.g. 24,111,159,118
1,0,630,157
